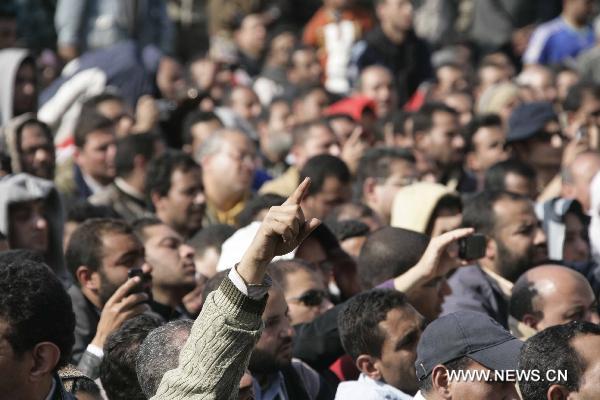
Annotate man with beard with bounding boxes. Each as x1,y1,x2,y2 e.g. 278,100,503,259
196,129,257,226
248,268,334,400
65,218,152,379
257,97,295,179
146,151,206,239
442,191,548,328
413,103,475,193
133,218,199,320
2,115,55,179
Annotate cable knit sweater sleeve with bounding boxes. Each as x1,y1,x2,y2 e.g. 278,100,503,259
152,277,267,399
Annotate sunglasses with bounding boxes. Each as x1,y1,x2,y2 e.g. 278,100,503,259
287,289,328,307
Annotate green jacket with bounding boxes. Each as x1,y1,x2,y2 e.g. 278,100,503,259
152,277,267,399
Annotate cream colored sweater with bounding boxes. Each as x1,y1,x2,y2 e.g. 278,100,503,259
152,277,267,399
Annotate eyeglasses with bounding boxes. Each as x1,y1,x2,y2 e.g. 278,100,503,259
287,289,328,307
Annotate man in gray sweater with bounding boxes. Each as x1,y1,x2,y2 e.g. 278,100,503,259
153,178,321,399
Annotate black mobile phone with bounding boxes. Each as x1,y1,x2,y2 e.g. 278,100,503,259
458,234,486,260
127,268,152,296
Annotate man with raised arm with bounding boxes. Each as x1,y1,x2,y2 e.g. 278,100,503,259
153,178,320,399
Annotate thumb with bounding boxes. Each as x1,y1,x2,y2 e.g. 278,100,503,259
298,218,321,243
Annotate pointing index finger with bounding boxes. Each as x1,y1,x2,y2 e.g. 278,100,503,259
284,177,311,206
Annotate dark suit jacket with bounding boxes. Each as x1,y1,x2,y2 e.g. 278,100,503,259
67,285,102,378
441,265,509,329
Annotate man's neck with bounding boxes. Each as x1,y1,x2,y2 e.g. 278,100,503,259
381,22,407,45
254,371,279,392
156,212,193,239
116,172,145,199
261,146,284,165
563,12,587,29
365,198,389,225
152,287,187,310
205,182,245,212
81,170,110,192
239,46,262,61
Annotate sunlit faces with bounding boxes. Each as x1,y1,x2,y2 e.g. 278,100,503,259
249,286,295,374
230,86,262,122
468,125,508,174
302,175,352,220
75,129,117,185
532,269,599,330
420,110,464,168
204,132,257,193
142,224,196,291
283,268,333,325
18,122,55,180
155,167,205,238
95,233,147,306
492,198,547,282
293,124,341,168
372,306,423,394
359,66,396,117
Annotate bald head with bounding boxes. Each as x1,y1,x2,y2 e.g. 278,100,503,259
358,65,396,117
510,264,598,331
562,151,600,212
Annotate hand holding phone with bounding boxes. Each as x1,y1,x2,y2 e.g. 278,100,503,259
458,234,486,260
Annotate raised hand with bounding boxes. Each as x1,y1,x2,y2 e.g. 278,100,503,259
238,178,321,284
394,228,474,292
90,267,151,348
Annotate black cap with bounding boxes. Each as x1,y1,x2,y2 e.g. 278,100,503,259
415,311,523,381
507,101,557,143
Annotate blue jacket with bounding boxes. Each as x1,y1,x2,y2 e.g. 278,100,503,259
441,265,509,329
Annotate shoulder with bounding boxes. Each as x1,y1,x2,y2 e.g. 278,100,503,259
448,264,486,283
88,184,117,205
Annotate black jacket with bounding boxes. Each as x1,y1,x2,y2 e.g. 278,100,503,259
351,26,432,105
293,303,345,372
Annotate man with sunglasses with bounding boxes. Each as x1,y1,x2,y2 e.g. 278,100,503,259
506,101,565,195
269,259,334,325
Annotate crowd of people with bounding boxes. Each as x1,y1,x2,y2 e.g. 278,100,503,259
2,0,600,399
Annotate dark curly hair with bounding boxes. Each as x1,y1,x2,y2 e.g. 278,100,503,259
338,289,409,360
0,252,75,369
65,218,133,280
519,321,600,400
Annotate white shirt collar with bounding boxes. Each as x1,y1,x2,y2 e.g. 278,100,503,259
114,177,145,200
81,171,109,195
